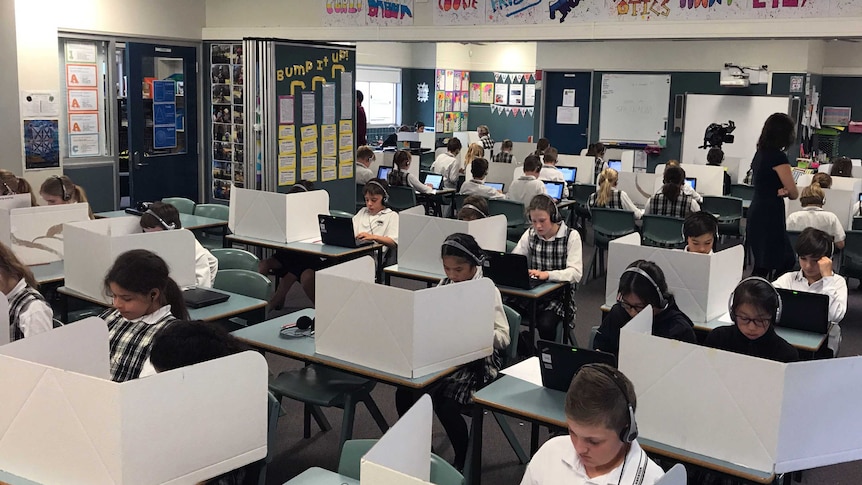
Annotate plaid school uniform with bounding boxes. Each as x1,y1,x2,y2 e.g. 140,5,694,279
593,157,605,182
494,151,513,164
102,307,177,382
387,169,410,187
430,273,504,406
8,285,50,342
649,192,694,219
527,227,577,321
587,189,624,209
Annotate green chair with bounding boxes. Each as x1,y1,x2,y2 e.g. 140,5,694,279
729,184,754,216
641,215,685,249
701,196,743,242
452,193,469,218
852,217,862,231
494,305,530,464
338,439,463,485
193,203,230,249
249,392,281,485
387,186,418,212
162,197,196,215
193,203,229,220
488,199,528,241
213,269,273,300
210,248,259,272
505,240,516,253
584,208,637,283
269,367,389,454
571,184,597,228
841,230,862,286
330,209,354,218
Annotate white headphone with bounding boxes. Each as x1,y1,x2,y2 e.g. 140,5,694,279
460,203,487,218
145,209,177,230
442,238,485,266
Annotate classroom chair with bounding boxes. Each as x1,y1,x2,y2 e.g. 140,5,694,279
641,215,685,249
193,203,230,249
584,209,637,284
841,230,862,287
330,209,354,218
570,184,597,230
487,199,527,241
268,367,390,454
853,217,862,231
248,392,281,485
210,248,259,272
729,184,754,216
701,195,744,243
162,197,196,215
387,186,418,212
213,269,273,301
338,439,463,485
451,193,468,218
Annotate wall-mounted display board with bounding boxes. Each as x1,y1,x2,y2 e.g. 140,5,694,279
598,73,671,146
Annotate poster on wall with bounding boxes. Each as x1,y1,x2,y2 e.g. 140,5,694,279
434,0,485,25
323,0,414,26
23,120,60,170
209,42,245,199
494,84,508,105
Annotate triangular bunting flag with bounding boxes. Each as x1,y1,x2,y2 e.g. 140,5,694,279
525,73,532,82
505,107,512,116
527,107,534,116
513,108,520,116
516,75,523,83
494,72,500,82
520,109,526,117
503,74,510,82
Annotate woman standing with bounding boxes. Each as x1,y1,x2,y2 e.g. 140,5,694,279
747,113,799,279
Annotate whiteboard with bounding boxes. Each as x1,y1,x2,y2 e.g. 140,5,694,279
599,74,671,145
681,94,791,168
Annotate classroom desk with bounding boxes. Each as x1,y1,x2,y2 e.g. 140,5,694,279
29,260,64,285
282,467,358,485
95,210,229,232
418,187,455,217
598,305,826,353
468,375,777,485
232,309,456,389
57,286,267,324
383,264,570,344
0,470,41,485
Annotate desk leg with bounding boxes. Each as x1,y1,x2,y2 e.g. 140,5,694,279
61,292,69,324
530,300,538,355
530,423,540,456
224,231,233,249
376,247,384,283
469,405,484,485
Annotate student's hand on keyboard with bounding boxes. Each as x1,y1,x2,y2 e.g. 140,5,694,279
357,232,374,242
528,269,549,281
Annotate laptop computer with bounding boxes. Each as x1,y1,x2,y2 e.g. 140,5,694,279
775,288,830,334
486,182,504,192
377,166,393,180
685,177,697,191
423,173,444,190
537,340,617,392
607,160,622,171
183,288,230,309
559,167,576,183
318,214,373,248
544,181,564,201
482,252,543,289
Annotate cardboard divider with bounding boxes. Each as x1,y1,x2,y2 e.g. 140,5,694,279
0,317,107,377
0,194,33,210
799,173,861,193
606,233,743,323
64,218,196,304
315,257,494,378
620,320,862,475
654,163,725,197
0,319,268,484
0,203,90,266
616,171,658,208
398,211,506,275
361,395,433,485
785,187,857,230
557,154,599,184
228,187,329,243
0,293,8,347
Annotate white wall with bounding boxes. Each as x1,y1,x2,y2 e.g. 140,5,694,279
357,42,414,69
469,42,537,72
0,0,21,174
436,43,471,71
822,40,862,76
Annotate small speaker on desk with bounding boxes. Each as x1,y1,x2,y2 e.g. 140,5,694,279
673,94,685,133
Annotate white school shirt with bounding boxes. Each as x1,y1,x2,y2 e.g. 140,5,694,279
127,305,174,379
773,270,847,353
7,278,53,338
681,183,703,203
194,239,219,288
353,207,399,250
431,152,459,189
786,207,846,243
520,436,664,485
511,165,525,185
460,179,504,199
618,190,644,220
508,175,547,207
512,221,583,284
848,200,862,228
355,162,374,185
540,165,569,198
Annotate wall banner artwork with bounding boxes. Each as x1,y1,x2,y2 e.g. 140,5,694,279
323,0,414,26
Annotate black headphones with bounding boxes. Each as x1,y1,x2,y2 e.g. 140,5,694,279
621,266,668,310
460,203,487,218
145,209,177,230
442,238,485,266
279,315,315,338
527,194,562,224
728,276,783,324
366,179,390,205
54,175,71,201
580,364,639,443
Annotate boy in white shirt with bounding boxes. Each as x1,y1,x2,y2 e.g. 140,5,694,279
539,147,569,199
773,227,847,356
508,155,547,206
682,211,718,255
354,145,375,185
460,157,504,199
430,138,462,189
520,364,664,485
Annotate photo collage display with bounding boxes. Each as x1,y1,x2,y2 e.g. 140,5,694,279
210,43,244,200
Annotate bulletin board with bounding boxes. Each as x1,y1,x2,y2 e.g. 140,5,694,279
273,42,356,212
208,43,245,201
434,69,470,133
598,73,671,146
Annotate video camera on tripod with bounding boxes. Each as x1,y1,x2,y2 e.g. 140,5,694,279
699,121,736,149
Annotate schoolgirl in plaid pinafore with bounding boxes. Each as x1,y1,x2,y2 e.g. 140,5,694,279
649,192,694,219
587,189,623,210
528,227,577,323
431,268,505,406
8,284,51,342
101,306,177,382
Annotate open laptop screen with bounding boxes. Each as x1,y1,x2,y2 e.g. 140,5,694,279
607,160,622,171
377,166,392,180
424,173,443,189
486,182,504,191
544,181,564,200
685,177,697,191
559,167,576,183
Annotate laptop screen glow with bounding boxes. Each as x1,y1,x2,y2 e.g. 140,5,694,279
559,167,576,183
544,181,564,200
685,178,697,191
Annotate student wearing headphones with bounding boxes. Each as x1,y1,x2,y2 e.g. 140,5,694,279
682,211,719,254
354,145,375,185
0,169,36,206
643,165,700,219
511,194,582,343
773,228,846,356
354,178,399,251
139,202,219,288
594,260,696,357
40,174,94,218
395,233,509,471
538,147,569,199
508,155,547,206
460,157,504,199
705,277,799,363
457,195,490,221
520,363,664,485
588,168,643,219
388,150,433,194
786,181,845,249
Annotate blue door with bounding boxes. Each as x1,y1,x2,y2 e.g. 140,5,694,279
126,43,199,204
542,72,592,155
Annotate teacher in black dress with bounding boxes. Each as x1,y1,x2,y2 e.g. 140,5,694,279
747,113,799,279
